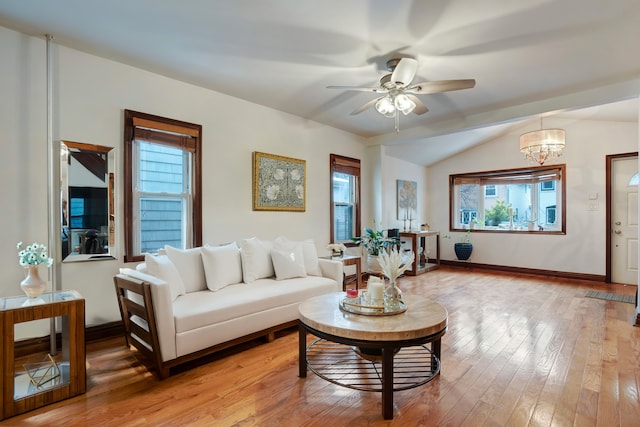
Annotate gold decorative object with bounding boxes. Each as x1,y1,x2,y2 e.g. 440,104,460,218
23,354,60,388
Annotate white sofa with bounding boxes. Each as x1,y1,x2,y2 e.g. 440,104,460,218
114,237,343,378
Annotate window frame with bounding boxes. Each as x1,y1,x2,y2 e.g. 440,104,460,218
449,164,566,234
123,110,202,262
330,154,361,245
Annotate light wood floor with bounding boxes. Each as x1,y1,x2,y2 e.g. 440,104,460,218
3,267,639,426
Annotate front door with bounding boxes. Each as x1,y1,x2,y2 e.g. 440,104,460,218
611,156,638,285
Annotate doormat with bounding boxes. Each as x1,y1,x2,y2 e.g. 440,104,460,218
585,291,635,304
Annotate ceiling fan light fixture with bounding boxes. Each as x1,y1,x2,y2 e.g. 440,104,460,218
375,96,396,117
394,94,416,115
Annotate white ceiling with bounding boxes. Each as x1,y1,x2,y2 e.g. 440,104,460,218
1,0,638,165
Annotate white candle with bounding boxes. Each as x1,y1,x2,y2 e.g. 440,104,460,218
368,278,384,302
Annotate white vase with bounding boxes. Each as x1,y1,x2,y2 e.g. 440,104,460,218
20,265,47,298
366,254,382,274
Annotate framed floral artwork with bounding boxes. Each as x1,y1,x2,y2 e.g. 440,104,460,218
252,152,306,211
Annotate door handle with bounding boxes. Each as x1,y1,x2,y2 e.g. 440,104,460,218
614,229,622,234
615,221,622,225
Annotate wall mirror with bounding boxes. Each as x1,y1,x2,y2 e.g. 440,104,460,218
60,141,116,262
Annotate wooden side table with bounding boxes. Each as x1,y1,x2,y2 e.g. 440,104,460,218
399,231,440,275
0,290,85,420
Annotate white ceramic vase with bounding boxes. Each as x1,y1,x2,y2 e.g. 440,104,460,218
20,264,47,298
366,254,382,274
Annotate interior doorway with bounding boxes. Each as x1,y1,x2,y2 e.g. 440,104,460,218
606,152,638,285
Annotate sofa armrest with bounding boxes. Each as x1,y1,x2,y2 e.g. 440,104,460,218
318,258,343,290
115,269,177,363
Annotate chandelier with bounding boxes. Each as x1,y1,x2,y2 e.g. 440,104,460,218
375,93,416,133
519,118,565,165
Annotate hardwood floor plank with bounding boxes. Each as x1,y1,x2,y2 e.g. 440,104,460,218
1,267,638,426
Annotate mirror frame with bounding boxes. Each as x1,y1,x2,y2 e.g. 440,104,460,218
60,140,117,262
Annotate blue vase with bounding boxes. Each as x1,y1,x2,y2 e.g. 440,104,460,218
454,243,473,261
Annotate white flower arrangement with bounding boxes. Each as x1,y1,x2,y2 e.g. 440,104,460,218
17,241,53,267
378,247,415,282
327,243,347,252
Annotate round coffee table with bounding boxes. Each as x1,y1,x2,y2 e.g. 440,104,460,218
298,292,448,420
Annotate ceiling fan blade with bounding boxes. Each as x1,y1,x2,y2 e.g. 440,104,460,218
391,58,418,86
405,79,476,95
327,85,387,93
406,95,428,115
350,97,382,115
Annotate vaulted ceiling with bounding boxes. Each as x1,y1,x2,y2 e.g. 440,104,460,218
1,0,638,165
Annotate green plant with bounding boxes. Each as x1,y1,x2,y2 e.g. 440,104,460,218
351,227,395,256
442,230,472,244
484,199,511,225
458,230,472,243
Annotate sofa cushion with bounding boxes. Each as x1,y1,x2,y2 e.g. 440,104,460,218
271,247,307,280
172,276,338,334
274,236,322,276
302,239,322,276
201,242,243,291
144,254,186,301
239,238,274,283
165,246,206,293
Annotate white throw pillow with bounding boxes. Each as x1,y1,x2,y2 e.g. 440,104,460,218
201,242,243,291
164,246,206,293
274,236,322,276
271,247,307,280
301,239,322,276
144,253,186,300
239,237,274,283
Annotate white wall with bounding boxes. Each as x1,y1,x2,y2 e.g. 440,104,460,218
1,27,366,337
380,150,428,232
426,116,638,274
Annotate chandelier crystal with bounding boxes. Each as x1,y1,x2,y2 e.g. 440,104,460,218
519,121,565,165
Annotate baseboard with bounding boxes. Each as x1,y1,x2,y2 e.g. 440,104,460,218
440,260,606,283
14,320,124,358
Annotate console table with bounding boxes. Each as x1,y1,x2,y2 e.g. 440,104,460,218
0,290,86,420
399,231,440,275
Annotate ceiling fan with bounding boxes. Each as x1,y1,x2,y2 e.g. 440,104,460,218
328,58,476,132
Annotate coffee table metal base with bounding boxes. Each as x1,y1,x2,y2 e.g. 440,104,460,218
299,322,445,419
306,339,440,391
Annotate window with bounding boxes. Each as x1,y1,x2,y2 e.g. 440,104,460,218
330,154,360,244
449,164,565,233
546,205,556,224
484,185,497,197
541,180,555,191
123,110,202,262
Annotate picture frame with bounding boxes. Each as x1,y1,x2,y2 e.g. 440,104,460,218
397,179,417,220
253,151,306,211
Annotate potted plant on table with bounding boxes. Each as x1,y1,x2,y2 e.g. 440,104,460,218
351,226,395,274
